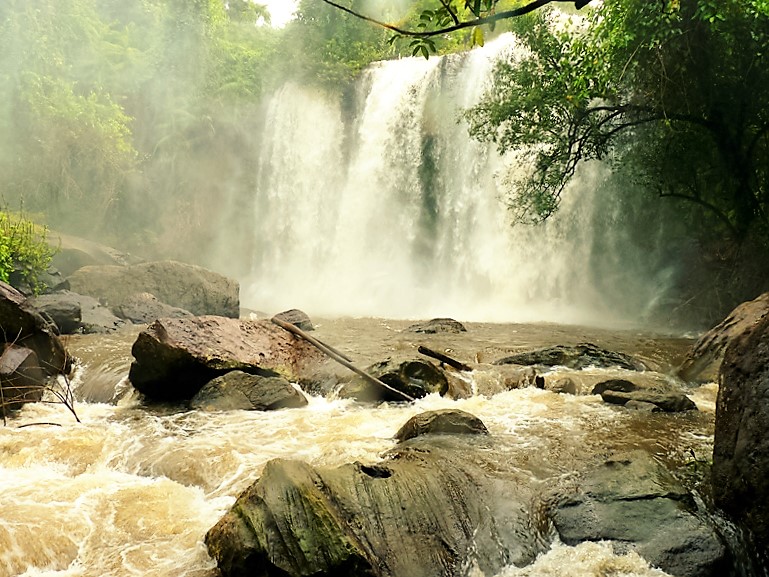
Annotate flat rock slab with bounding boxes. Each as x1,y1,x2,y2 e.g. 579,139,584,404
129,316,325,401
494,343,646,371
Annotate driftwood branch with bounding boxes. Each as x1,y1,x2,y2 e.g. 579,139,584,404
271,317,416,402
417,346,473,372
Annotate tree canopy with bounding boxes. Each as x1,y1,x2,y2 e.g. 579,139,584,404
463,0,769,245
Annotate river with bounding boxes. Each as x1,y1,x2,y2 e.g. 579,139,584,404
0,318,716,577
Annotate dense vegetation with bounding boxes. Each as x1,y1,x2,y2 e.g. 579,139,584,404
0,212,55,292
0,0,393,266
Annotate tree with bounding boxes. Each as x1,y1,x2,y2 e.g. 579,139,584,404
318,0,593,56
463,0,769,245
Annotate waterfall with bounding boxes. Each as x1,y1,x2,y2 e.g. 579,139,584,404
238,35,673,325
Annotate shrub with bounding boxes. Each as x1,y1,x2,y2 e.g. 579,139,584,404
0,212,56,293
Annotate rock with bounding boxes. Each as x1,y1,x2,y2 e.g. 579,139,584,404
190,371,308,411
113,292,193,324
591,378,639,395
600,390,698,412
494,343,646,371
624,400,662,412
547,377,577,395
49,231,142,276
0,345,46,412
0,282,69,379
678,292,769,383
551,451,729,577
273,309,313,331
28,290,126,334
339,358,448,402
128,316,324,401
206,423,541,577
713,313,769,554
394,409,489,442
406,318,467,334
9,265,69,296
68,260,239,318
27,291,82,334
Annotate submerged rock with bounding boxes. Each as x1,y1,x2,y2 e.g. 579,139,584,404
678,292,769,383
206,413,541,577
129,316,324,401
600,390,698,412
551,451,728,577
713,313,769,557
190,370,307,411
68,260,239,318
494,343,646,371
339,358,448,402
394,409,489,442
273,309,314,331
406,318,467,334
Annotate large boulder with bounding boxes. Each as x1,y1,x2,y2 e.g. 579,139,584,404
678,292,769,383
68,260,239,318
494,343,646,371
190,371,308,411
49,231,141,276
129,316,324,401
394,409,488,442
205,414,542,577
712,313,769,557
0,282,69,377
552,451,729,577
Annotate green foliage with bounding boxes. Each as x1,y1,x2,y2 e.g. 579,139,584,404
0,212,55,293
466,0,769,243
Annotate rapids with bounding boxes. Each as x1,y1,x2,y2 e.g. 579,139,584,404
0,318,716,577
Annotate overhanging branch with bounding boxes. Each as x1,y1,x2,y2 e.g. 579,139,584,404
318,0,594,39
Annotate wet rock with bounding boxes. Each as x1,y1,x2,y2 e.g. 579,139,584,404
494,343,646,371
678,292,769,383
547,377,577,395
190,371,307,411
394,409,489,442
206,426,541,577
0,345,46,412
28,290,126,334
624,400,662,412
273,309,313,331
114,292,193,324
591,378,639,395
50,231,141,276
600,390,697,412
68,260,239,318
0,281,69,379
129,316,324,401
27,291,82,334
406,318,467,334
713,313,769,555
551,451,729,577
339,358,448,403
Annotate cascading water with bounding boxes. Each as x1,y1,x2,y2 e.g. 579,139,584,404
237,35,674,325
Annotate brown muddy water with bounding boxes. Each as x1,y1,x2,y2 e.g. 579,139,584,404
0,318,716,577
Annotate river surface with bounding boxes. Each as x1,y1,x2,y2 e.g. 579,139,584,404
0,318,716,577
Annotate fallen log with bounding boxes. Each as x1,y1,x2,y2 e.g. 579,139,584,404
271,317,415,402
418,345,472,372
